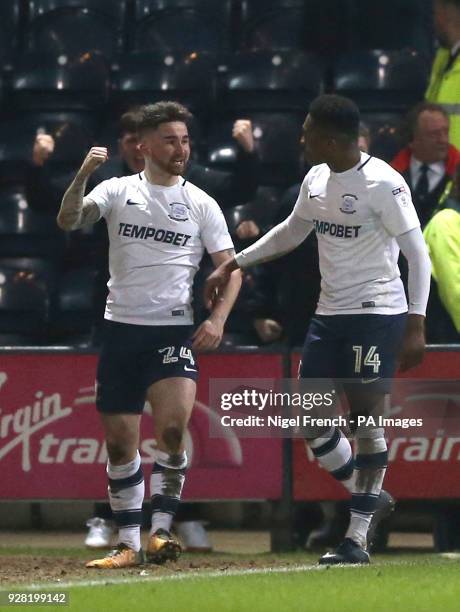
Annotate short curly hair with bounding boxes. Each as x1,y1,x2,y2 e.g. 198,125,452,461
309,94,360,140
137,101,193,136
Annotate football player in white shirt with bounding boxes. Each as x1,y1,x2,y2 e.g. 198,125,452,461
205,95,432,565
57,101,242,569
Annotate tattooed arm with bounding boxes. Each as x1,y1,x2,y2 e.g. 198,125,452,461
57,147,108,231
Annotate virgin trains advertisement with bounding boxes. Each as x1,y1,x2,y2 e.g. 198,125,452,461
0,352,283,500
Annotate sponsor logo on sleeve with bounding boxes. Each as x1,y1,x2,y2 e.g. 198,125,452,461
392,185,409,207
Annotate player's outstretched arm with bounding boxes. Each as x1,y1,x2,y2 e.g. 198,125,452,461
204,212,314,309
396,227,432,372
192,249,242,351
57,146,108,231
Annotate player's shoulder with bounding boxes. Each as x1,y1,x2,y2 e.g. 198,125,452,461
364,156,407,189
305,162,330,183
301,163,330,197
116,172,143,186
96,172,140,191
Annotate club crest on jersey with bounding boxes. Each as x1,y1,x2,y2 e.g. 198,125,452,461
339,194,358,214
168,202,189,222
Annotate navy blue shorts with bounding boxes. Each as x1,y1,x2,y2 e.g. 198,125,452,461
299,314,407,392
96,321,198,414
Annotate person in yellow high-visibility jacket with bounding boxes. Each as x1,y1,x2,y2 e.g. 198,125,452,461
426,0,460,149
423,164,460,340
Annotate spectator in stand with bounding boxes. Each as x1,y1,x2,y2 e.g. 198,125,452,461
391,103,460,343
28,112,259,213
426,0,460,150
391,102,460,229
358,122,371,154
423,163,460,342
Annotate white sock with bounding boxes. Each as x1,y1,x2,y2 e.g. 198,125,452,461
346,514,372,549
107,451,144,552
150,450,187,536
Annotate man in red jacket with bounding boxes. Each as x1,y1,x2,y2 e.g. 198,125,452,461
391,102,460,228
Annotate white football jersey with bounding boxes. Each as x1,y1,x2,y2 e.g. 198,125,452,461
293,153,420,315
87,172,234,326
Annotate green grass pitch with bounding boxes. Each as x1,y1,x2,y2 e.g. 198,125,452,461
3,549,460,612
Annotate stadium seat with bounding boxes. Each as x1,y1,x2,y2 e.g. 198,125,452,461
0,125,31,185
349,0,433,56
0,1,21,64
25,0,126,59
0,187,65,258
363,113,404,163
333,50,430,112
52,267,97,337
9,53,110,111
218,51,323,113
207,113,304,187
28,0,126,21
244,186,285,233
0,333,42,346
0,112,94,164
223,186,283,236
111,51,216,119
0,112,95,185
223,204,247,237
132,0,233,55
0,266,49,341
0,257,59,287
239,0,348,54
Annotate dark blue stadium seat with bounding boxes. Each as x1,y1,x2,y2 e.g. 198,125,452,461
349,0,433,56
111,51,216,118
26,0,126,59
240,0,348,54
0,112,94,185
363,113,404,163
28,0,126,20
333,50,430,112
0,257,59,289
223,186,283,235
0,187,65,258
244,185,285,233
207,113,304,187
0,112,94,163
218,51,323,113
132,0,233,54
52,267,97,337
9,54,109,111
0,1,21,64
0,266,49,341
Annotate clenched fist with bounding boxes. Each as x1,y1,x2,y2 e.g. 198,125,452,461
236,220,260,240
232,119,254,153
78,147,108,178
33,133,55,166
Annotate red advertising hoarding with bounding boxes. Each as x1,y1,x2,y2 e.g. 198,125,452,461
0,351,283,500
291,349,460,500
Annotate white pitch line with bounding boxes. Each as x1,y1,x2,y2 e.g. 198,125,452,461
25,562,366,590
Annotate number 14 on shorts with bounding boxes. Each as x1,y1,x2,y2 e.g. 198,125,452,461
352,345,381,374
159,345,195,366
